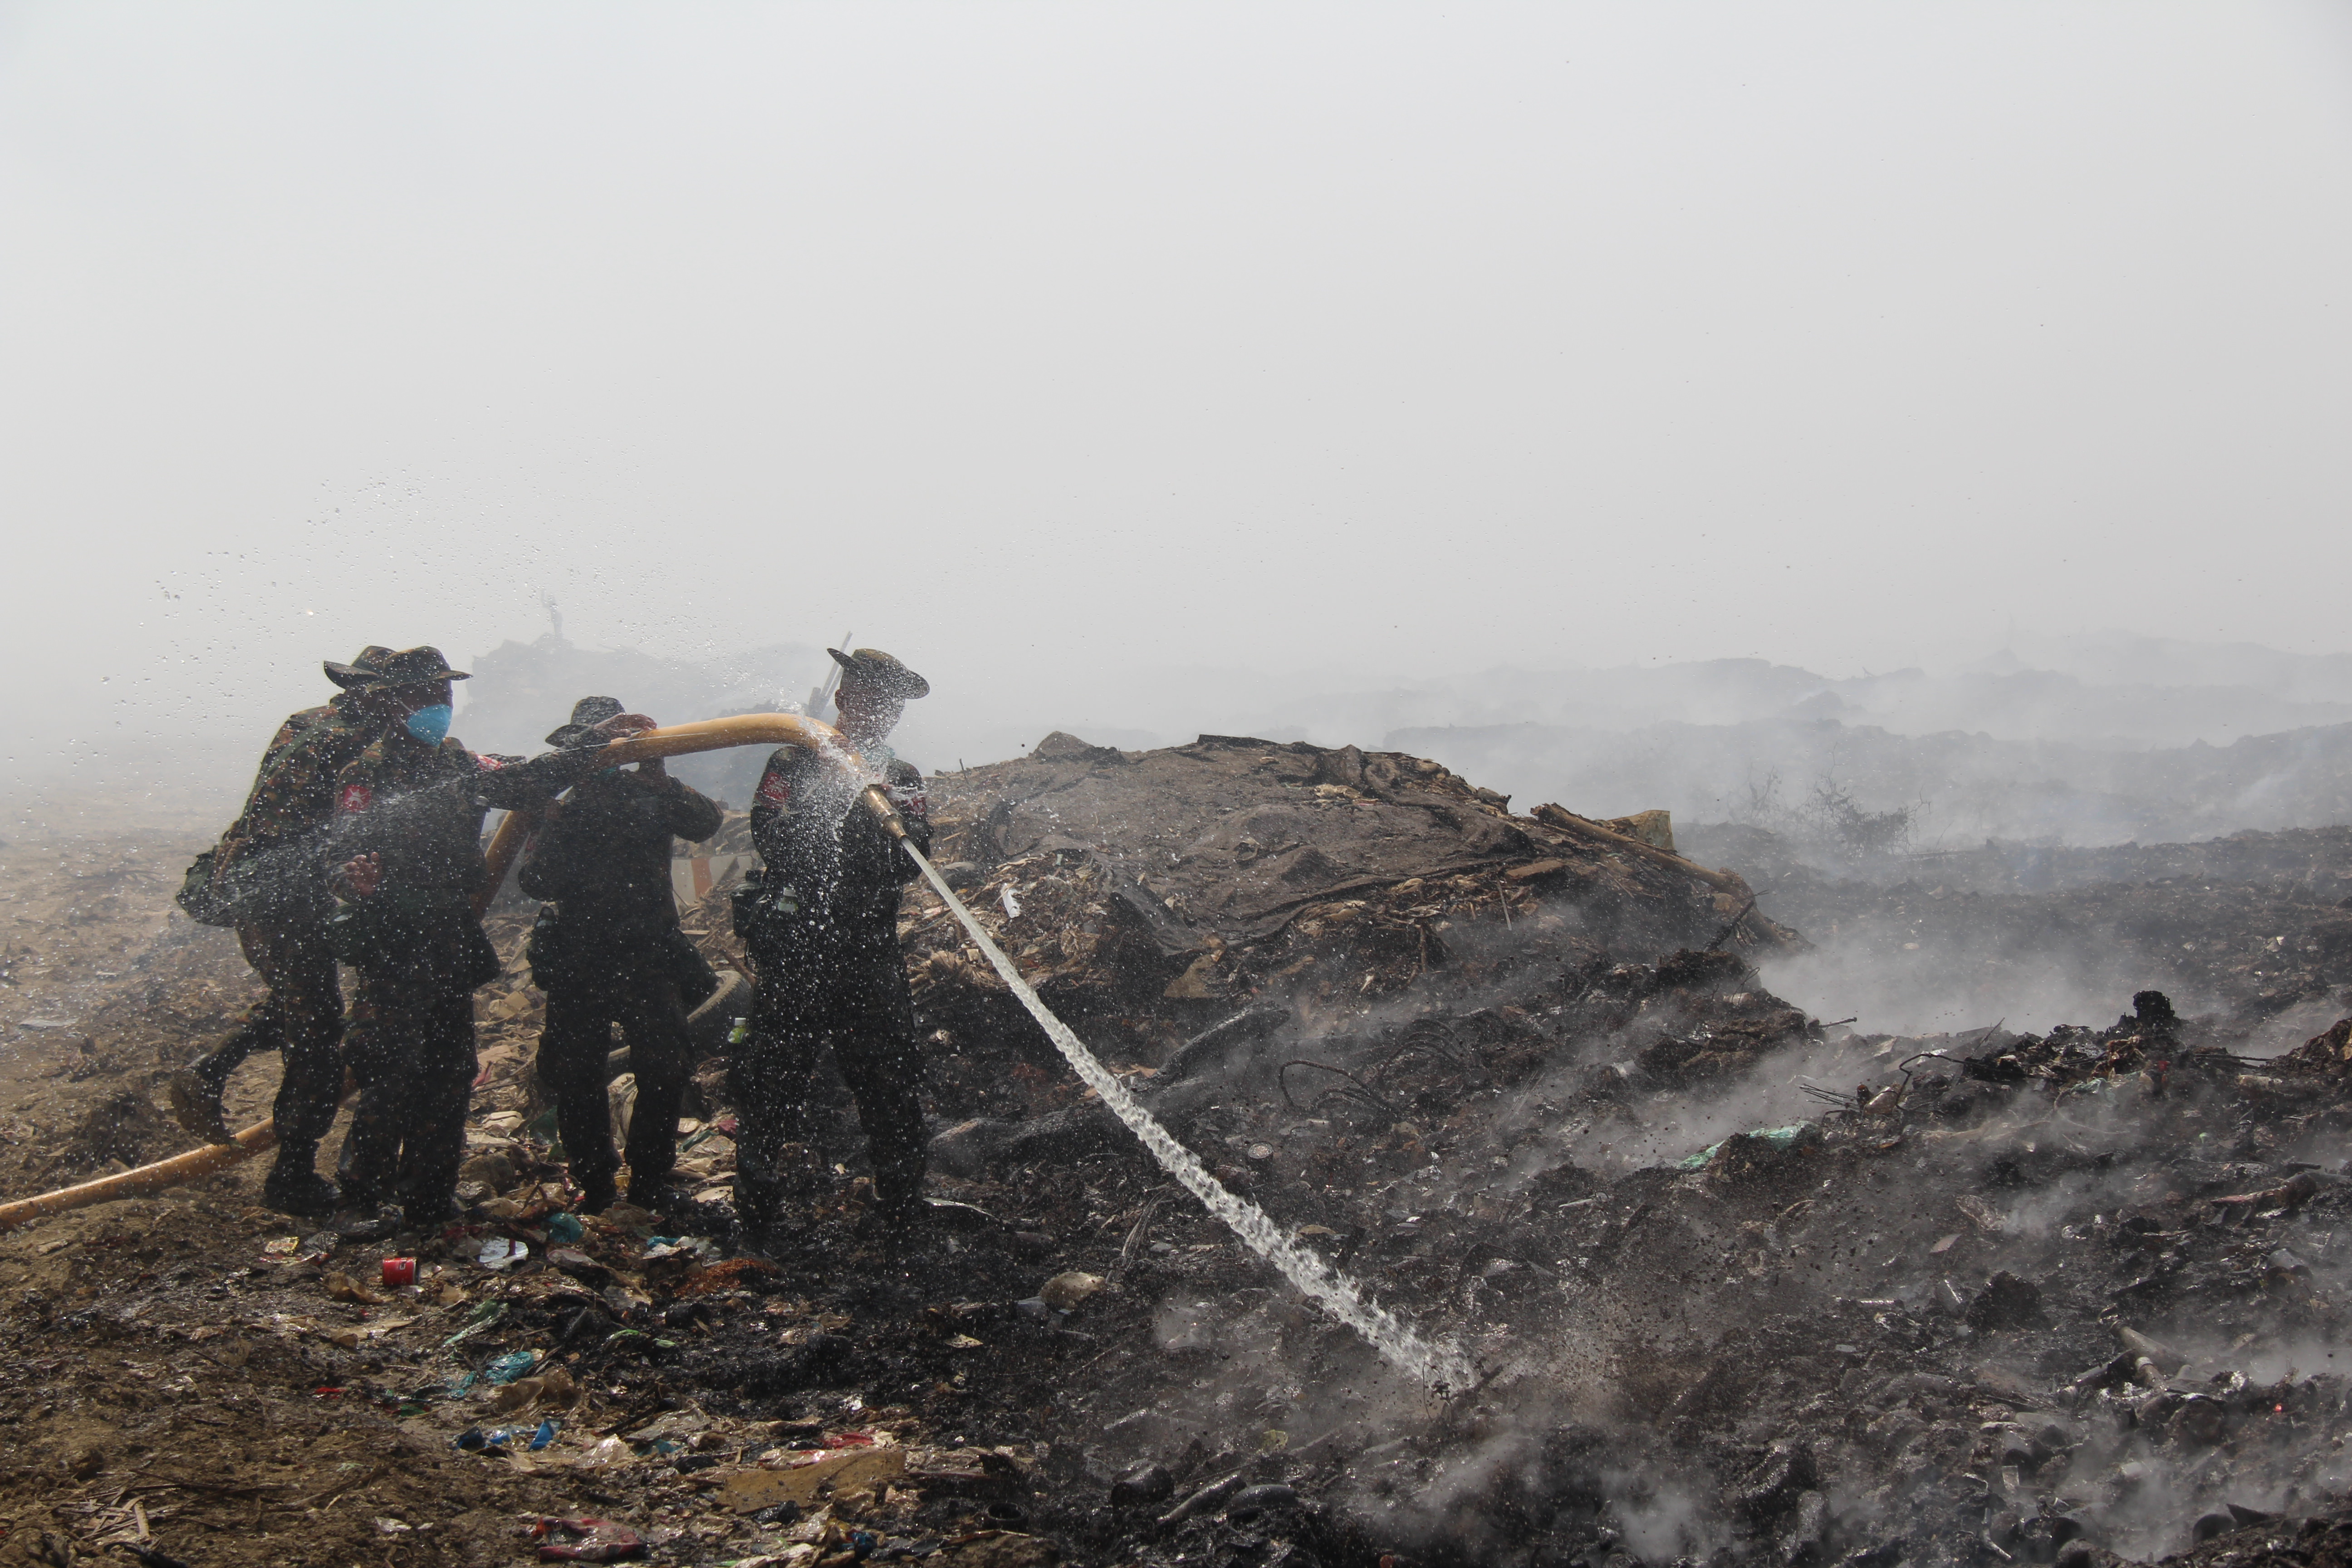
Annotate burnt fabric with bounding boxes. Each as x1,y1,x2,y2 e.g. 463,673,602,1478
327,730,593,1217
735,742,931,1231
522,765,723,1189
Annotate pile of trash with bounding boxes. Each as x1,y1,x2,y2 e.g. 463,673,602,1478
883,732,1791,1066
1691,821,2352,1026
23,736,2352,1568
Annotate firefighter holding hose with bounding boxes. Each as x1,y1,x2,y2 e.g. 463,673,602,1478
168,645,402,1217
519,696,725,1216
323,648,623,1225
733,648,933,1248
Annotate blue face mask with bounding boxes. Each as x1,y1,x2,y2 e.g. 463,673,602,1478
405,704,453,746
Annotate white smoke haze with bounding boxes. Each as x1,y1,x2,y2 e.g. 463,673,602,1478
8,8,2352,1565
4,2,2352,827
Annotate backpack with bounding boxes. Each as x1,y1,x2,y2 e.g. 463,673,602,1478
174,847,242,927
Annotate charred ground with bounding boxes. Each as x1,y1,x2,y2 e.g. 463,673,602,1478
5,736,2352,1568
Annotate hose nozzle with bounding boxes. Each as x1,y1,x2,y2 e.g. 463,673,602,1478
861,782,910,840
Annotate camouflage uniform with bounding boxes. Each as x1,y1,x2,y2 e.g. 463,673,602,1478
172,673,391,1194
327,730,593,1223
734,740,932,1235
521,750,724,1212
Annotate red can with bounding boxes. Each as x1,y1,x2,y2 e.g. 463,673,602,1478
382,1257,418,1289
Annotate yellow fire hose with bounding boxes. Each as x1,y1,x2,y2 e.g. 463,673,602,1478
0,714,847,1232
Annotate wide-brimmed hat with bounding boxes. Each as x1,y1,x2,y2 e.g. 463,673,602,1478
546,695,625,748
828,647,928,701
368,646,471,688
322,645,398,691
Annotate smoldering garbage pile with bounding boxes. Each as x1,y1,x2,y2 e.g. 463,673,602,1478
1692,822,2352,1033
18,736,2352,1568
647,732,2352,1568
892,730,1797,1172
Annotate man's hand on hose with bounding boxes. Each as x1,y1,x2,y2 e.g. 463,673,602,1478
335,852,385,900
580,712,675,782
513,720,650,791
589,713,658,740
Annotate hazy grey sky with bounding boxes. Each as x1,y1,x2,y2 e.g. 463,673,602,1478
5,2,2350,789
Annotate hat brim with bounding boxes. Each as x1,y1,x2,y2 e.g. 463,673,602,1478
544,724,602,749
384,669,470,686
827,648,928,700
323,662,382,691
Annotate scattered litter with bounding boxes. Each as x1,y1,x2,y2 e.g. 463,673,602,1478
488,1368,580,1415
442,1301,508,1348
477,1236,530,1271
1038,1271,1104,1311
722,1447,907,1512
1676,1123,1821,1170
528,1516,646,1562
323,1271,387,1305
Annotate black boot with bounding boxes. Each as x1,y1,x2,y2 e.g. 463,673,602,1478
261,1151,339,1220
629,1171,710,1225
398,1195,461,1230
730,1172,783,1257
576,1167,618,1215
166,1026,260,1143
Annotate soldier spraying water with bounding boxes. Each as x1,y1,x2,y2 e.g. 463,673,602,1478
731,648,934,1250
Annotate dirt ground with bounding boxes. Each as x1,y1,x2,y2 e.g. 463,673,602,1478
11,763,2352,1568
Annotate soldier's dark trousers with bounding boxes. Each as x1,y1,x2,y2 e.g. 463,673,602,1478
337,958,478,1220
538,955,692,1191
733,938,925,1234
237,922,345,1173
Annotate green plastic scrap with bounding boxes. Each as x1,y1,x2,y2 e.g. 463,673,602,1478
441,1300,508,1348
1677,1122,1821,1170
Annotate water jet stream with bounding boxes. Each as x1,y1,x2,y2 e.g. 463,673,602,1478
897,833,1472,1389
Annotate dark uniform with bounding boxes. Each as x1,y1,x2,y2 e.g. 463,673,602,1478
734,723,932,1237
171,648,394,1211
325,662,597,1224
520,696,725,1213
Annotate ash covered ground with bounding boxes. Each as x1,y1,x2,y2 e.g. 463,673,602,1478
7,738,2352,1568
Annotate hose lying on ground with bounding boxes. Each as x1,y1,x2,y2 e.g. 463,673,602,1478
0,1118,286,1231
0,714,842,1232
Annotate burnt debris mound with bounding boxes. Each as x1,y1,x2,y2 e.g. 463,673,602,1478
15,738,2352,1567
907,730,1793,1041
1687,822,2352,1026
